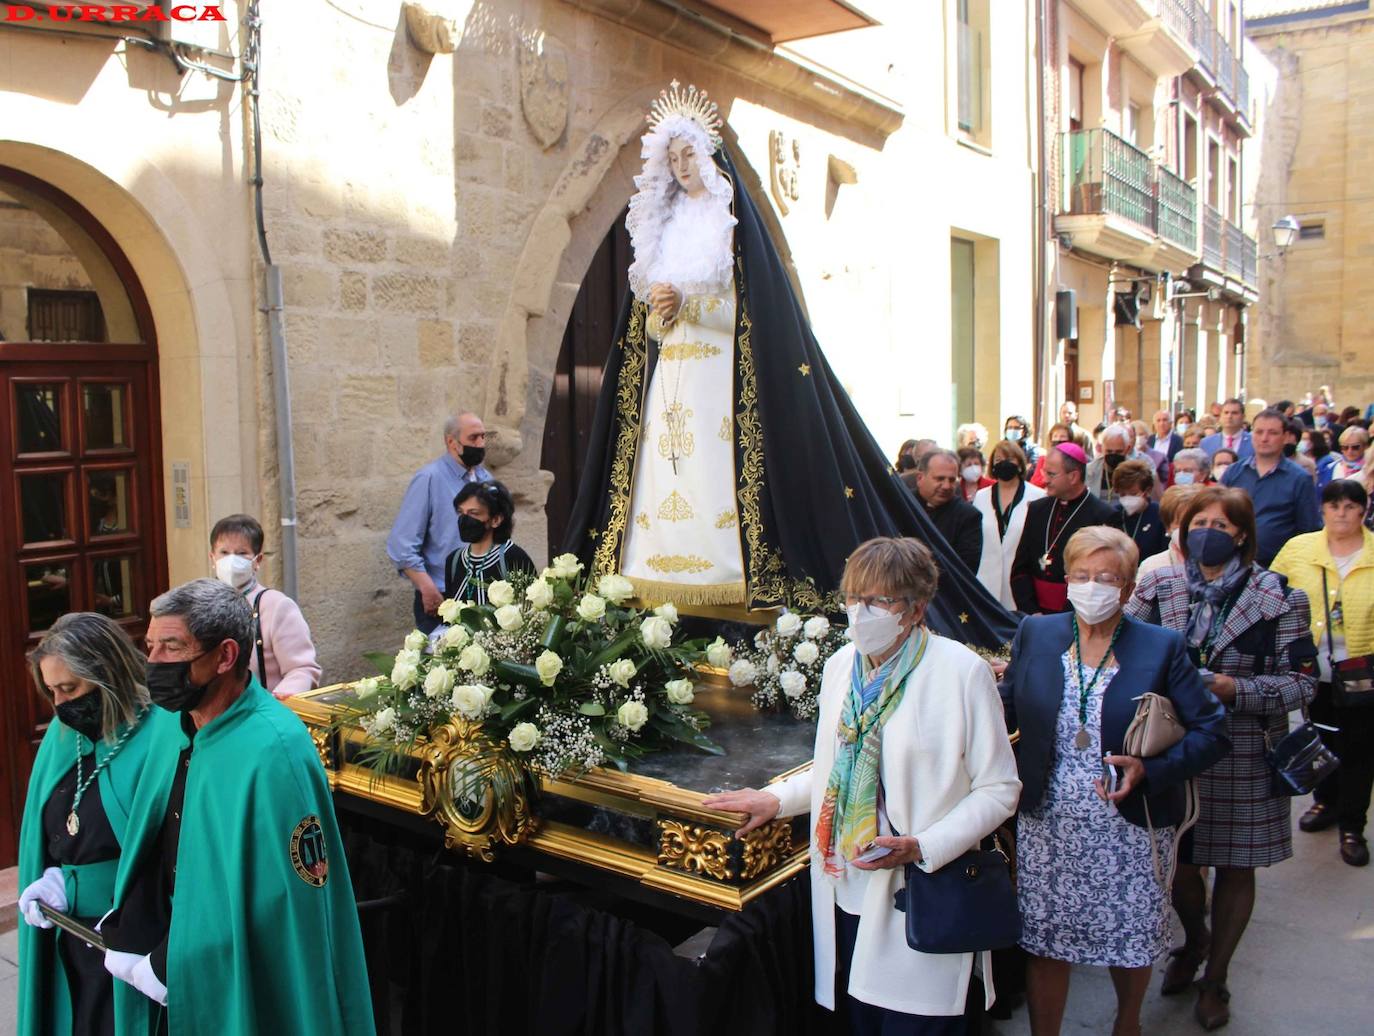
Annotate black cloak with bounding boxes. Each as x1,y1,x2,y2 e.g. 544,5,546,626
562,147,1019,649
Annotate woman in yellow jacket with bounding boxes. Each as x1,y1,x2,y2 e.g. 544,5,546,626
1271,478,1374,867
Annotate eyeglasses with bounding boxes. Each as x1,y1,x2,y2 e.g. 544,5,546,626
1065,572,1125,586
1342,444,1366,454
845,594,911,609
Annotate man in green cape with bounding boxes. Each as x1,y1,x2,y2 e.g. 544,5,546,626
100,579,374,1035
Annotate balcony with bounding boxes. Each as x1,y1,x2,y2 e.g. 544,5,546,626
1117,0,1197,77
1056,129,1201,273
1202,204,1223,269
1223,220,1245,280
1185,1,1251,133
1189,207,1258,300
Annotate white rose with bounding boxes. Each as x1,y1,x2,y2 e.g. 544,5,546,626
654,602,679,623
766,653,780,676
779,670,807,699
457,644,491,677
608,658,637,687
390,660,419,690
404,629,428,653
775,613,802,637
508,722,540,752
486,580,515,607
705,636,733,668
577,594,607,622
665,678,695,705
793,641,820,665
728,659,758,687
394,647,421,669
494,604,524,632
617,700,649,732
640,616,673,650
754,630,770,650
803,616,831,640
354,676,381,699
437,598,463,624
423,664,455,699
536,650,564,687
597,574,635,604
450,683,492,720
373,706,396,732
440,625,471,651
551,553,584,579
525,579,555,610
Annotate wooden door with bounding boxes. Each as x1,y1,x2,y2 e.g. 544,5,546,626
540,210,630,555
0,168,166,865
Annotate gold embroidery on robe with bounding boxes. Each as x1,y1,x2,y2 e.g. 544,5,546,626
714,510,738,529
660,342,723,362
635,512,650,530
658,403,695,462
593,303,648,580
658,490,694,522
646,554,714,574
718,416,731,441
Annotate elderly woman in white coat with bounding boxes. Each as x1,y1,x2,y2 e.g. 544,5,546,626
705,537,1021,1034
975,440,1046,609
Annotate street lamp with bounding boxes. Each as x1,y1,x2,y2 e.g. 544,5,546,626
1272,214,1300,250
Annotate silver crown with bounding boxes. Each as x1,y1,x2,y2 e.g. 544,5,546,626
647,80,723,153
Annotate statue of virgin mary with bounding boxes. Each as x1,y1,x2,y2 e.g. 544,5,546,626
563,83,1017,648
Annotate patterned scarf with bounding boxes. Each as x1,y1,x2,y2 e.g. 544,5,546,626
815,628,929,878
1184,555,1250,649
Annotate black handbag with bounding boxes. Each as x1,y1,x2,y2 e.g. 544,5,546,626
892,830,1021,954
1322,570,1374,709
1265,715,1340,797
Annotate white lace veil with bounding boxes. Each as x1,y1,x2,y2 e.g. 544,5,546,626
625,115,737,302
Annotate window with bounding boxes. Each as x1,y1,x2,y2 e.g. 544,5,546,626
1226,157,1239,222
1299,220,1325,240
956,0,991,144
1206,139,1220,209
1182,114,1198,181
1069,59,1085,132
951,238,976,432
1126,104,1141,147
950,234,1000,439
25,289,105,343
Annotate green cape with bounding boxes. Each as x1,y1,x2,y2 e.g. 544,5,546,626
17,712,159,1036
112,680,374,1035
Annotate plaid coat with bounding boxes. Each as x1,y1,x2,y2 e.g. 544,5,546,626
1127,564,1318,867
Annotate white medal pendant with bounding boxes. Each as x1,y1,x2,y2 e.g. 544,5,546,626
1040,554,1051,570
66,810,80,837
1074,727,1091,750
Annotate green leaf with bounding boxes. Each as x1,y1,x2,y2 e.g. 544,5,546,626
593,729,628,771
493,660,543,689
578,702,606,716
460,605,495,629
364,650,396,677
541,614,566,650
649,712,724,755
588,627,640,671
498,696,538,722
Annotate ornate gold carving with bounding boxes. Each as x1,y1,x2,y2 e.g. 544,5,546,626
714,509,738,529
657,402,696,463
647,554,714,574
658,820,733,879
660,342,722,361
309,726,333,770
769,129,801,215
635,512,650,530
417,719,537,862
739,821,794,880
718,416,731,441
592,302,648,580
657,490,694,522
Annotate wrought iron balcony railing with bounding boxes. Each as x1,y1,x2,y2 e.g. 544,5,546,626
1224,220,1245,280
1156,166,1198,251
1242,231,1257,286
1063,128,1155,234
1202,204,1223,269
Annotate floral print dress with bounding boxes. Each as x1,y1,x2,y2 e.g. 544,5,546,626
1017,651,1174,968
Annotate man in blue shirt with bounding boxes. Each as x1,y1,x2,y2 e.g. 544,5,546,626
386,412,492,631
1221,408,1320,566
1200,398,1254,461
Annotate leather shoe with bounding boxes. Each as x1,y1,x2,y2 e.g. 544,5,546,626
1340,832,1370,867
1160,939,1208,996
1194,979,1231,1031
1298,802,1337,832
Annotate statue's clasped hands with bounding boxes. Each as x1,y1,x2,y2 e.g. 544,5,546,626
648,282,683,324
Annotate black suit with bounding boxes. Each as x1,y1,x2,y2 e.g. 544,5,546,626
921,496,983,577
1149,432,1183,461
1010,489,1121,614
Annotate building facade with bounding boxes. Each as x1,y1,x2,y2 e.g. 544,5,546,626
0,0,1044,862
1043,0,1259,430
1246,0,1374,407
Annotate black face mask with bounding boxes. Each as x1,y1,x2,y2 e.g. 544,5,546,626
460,444,486,469
146,649,215,714
1283,442,1297,457
55,692,104,742
991,459,1020,482
1104,453,1126,470
457,513,489,544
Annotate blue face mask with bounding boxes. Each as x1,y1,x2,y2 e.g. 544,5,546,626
1005,428,1023,442
1187,527,1240,566
1174,471,1196,485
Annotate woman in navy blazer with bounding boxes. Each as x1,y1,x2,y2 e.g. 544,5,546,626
999,527,1229,1036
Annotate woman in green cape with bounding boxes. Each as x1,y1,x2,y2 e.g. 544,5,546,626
17,613,158,1036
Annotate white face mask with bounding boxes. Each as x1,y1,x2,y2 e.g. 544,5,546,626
845,603,905,657
1212,465,1229,481
1174,471,1195,485
1066,581,1122,625
1177,422,1191,436
961,465,983,483
215,554,256,591
1119,494,1147,515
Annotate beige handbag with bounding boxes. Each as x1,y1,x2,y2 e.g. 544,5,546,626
1122,693,1198,887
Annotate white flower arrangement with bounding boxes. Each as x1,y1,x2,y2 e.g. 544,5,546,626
725,609,849,720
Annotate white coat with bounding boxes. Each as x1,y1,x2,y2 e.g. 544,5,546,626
766,636,1022,1016
973,481,1046,610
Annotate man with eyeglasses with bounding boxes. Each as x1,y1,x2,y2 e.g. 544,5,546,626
1010,443,1121,614
1220,408,1320,566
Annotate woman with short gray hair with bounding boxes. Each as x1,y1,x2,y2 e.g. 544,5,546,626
17,613,160,1036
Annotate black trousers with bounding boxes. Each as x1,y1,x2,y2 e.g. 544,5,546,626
411,589,441,634
1310,681,1374,834
833,907,970,1036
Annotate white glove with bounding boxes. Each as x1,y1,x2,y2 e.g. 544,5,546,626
18,867,67,929
104,950,168,1006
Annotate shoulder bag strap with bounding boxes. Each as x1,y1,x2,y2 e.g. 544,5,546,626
250,587,269,680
